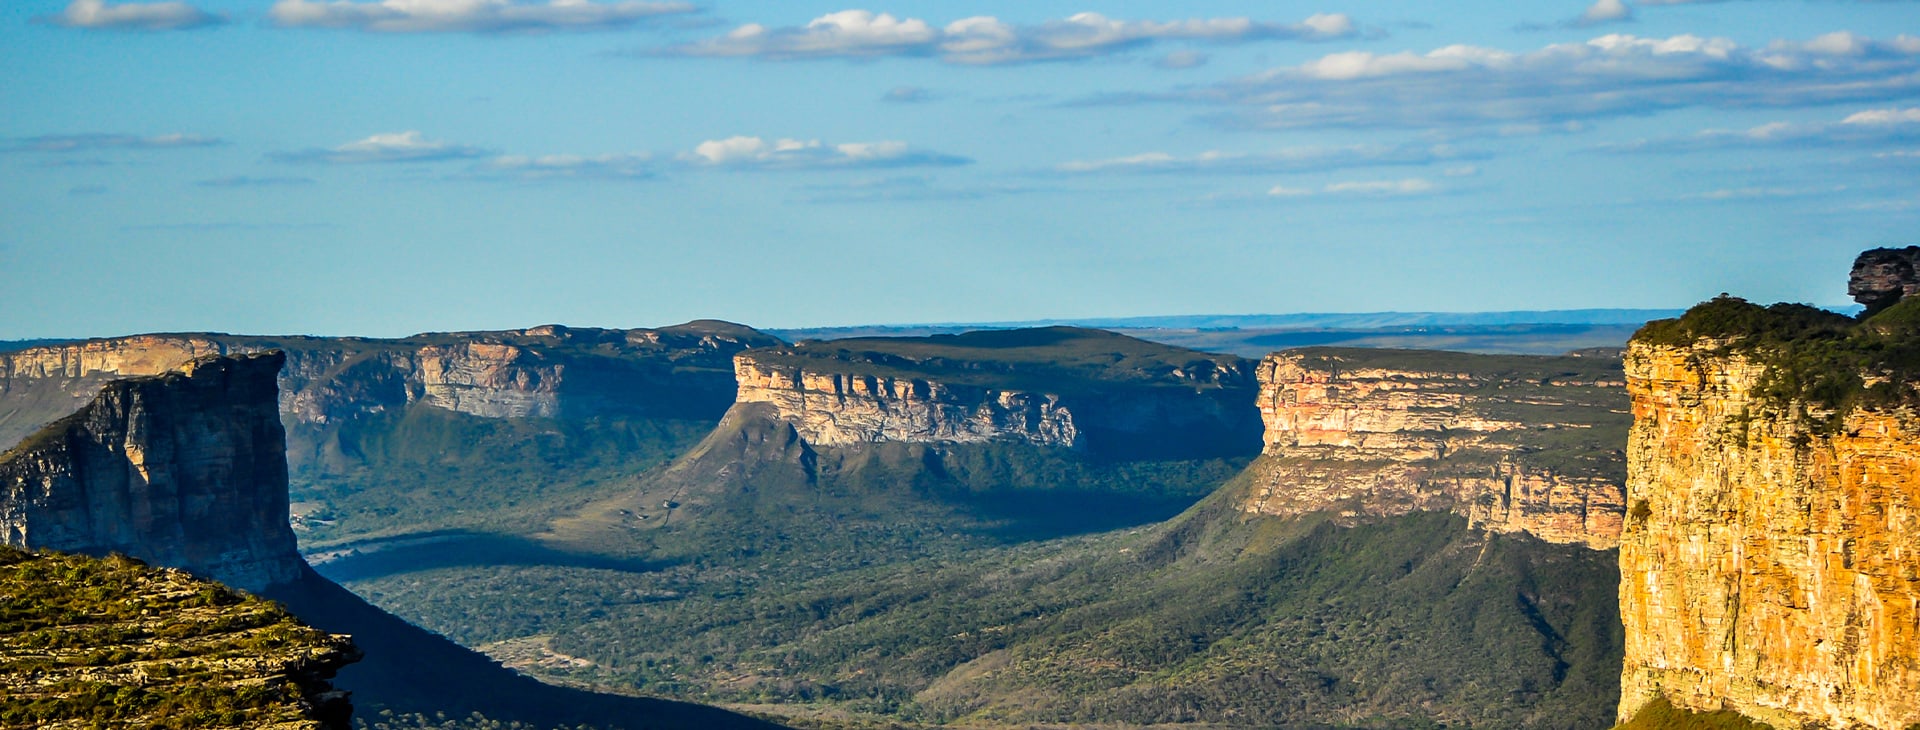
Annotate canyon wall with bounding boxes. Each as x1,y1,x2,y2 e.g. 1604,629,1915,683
1617,340,1920,730
728,331,1262,460
1239,349,1629,549
0,321,779,454
0,352,306,591
734,356,1080,448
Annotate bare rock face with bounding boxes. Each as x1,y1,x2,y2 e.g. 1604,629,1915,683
0,353,306,591
1617,342,1920,730
1849,246,1920,316
734,356,1080,448
727,329,1263,460
1240,349,1629,548
0,321,779,459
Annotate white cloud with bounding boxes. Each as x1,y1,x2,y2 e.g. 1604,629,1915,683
1056,143,1481,175
273,131,492,164
1599,106,1920,152
470,153,656,180
1325,178,1437,195
1683,185,1847,201
268,0,695,33
1265,178,1442,198
1576,0,1633,27
657,10,1358,64
37,0,222,30
9,132,222,152
1136,32,1920,131
683,136,969,170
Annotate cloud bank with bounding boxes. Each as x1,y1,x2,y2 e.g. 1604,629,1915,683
8,133,222,152
1122,32,1920,132
268,0,696,33
1601,106,1920,151
273,131,493,163
684,136,970,170
1057,143,1481,175
656,10,1357,64
37,0,222,30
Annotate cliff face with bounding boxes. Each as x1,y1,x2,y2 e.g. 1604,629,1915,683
0,353,306,591
1618,341,1920,730
0,321,780,461
1239,349,1629,549
726,327,1263,460
734,356,1080,448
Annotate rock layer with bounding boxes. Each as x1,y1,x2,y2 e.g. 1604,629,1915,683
734,357,1080,448
0,321,779,460
0,353,305,591
1617,341,1920,730
1240,349,1629,548
728,328,1263,460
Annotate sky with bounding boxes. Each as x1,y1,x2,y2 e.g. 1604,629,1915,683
2,0,1918,338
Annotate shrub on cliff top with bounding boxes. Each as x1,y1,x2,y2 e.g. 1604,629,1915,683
1634,295,1920,434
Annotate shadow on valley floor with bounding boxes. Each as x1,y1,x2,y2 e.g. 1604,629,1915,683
308,530,678,583
264,568,785,730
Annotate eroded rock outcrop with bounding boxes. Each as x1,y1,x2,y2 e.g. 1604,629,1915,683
0,353,305,591
1849,245,1920,316
727,327,1262,460
734,356,1079,448
1240,349,1629,548
1618,338,1920,730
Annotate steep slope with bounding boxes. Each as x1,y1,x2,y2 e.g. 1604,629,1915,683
0,352,304,591
362,341,1629,729
1618,287,1920,729
0,547,358,730
0,352,789,730
0,321,781,547
551,327,1262,563
1241,347,1629,548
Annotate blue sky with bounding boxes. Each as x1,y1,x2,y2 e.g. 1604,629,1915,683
2,0,1917,338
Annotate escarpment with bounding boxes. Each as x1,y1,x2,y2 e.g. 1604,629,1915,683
0,321,781,461
0,352,306,591
730,326,1262,460
1617,291,1920,730
1239,348,1630,548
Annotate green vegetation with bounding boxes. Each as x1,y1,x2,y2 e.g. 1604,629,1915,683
290,403,711,549
1635,295,1920,433
744,326,1252,396
1614,696,1773,730
0,547,354,729
351,492,1623,729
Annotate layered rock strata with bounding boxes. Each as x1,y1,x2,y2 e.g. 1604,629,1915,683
728,329,1263,459
0,353,306,591
1617,341,1920,730
1240,349,1629,548
0,321,780,454
735,357,1079,447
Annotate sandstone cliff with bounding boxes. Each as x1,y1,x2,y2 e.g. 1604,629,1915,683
1618,322,1920,729
730,327,1262,460
0,321,781,464
1239,348,1629,548
0,352,306,591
